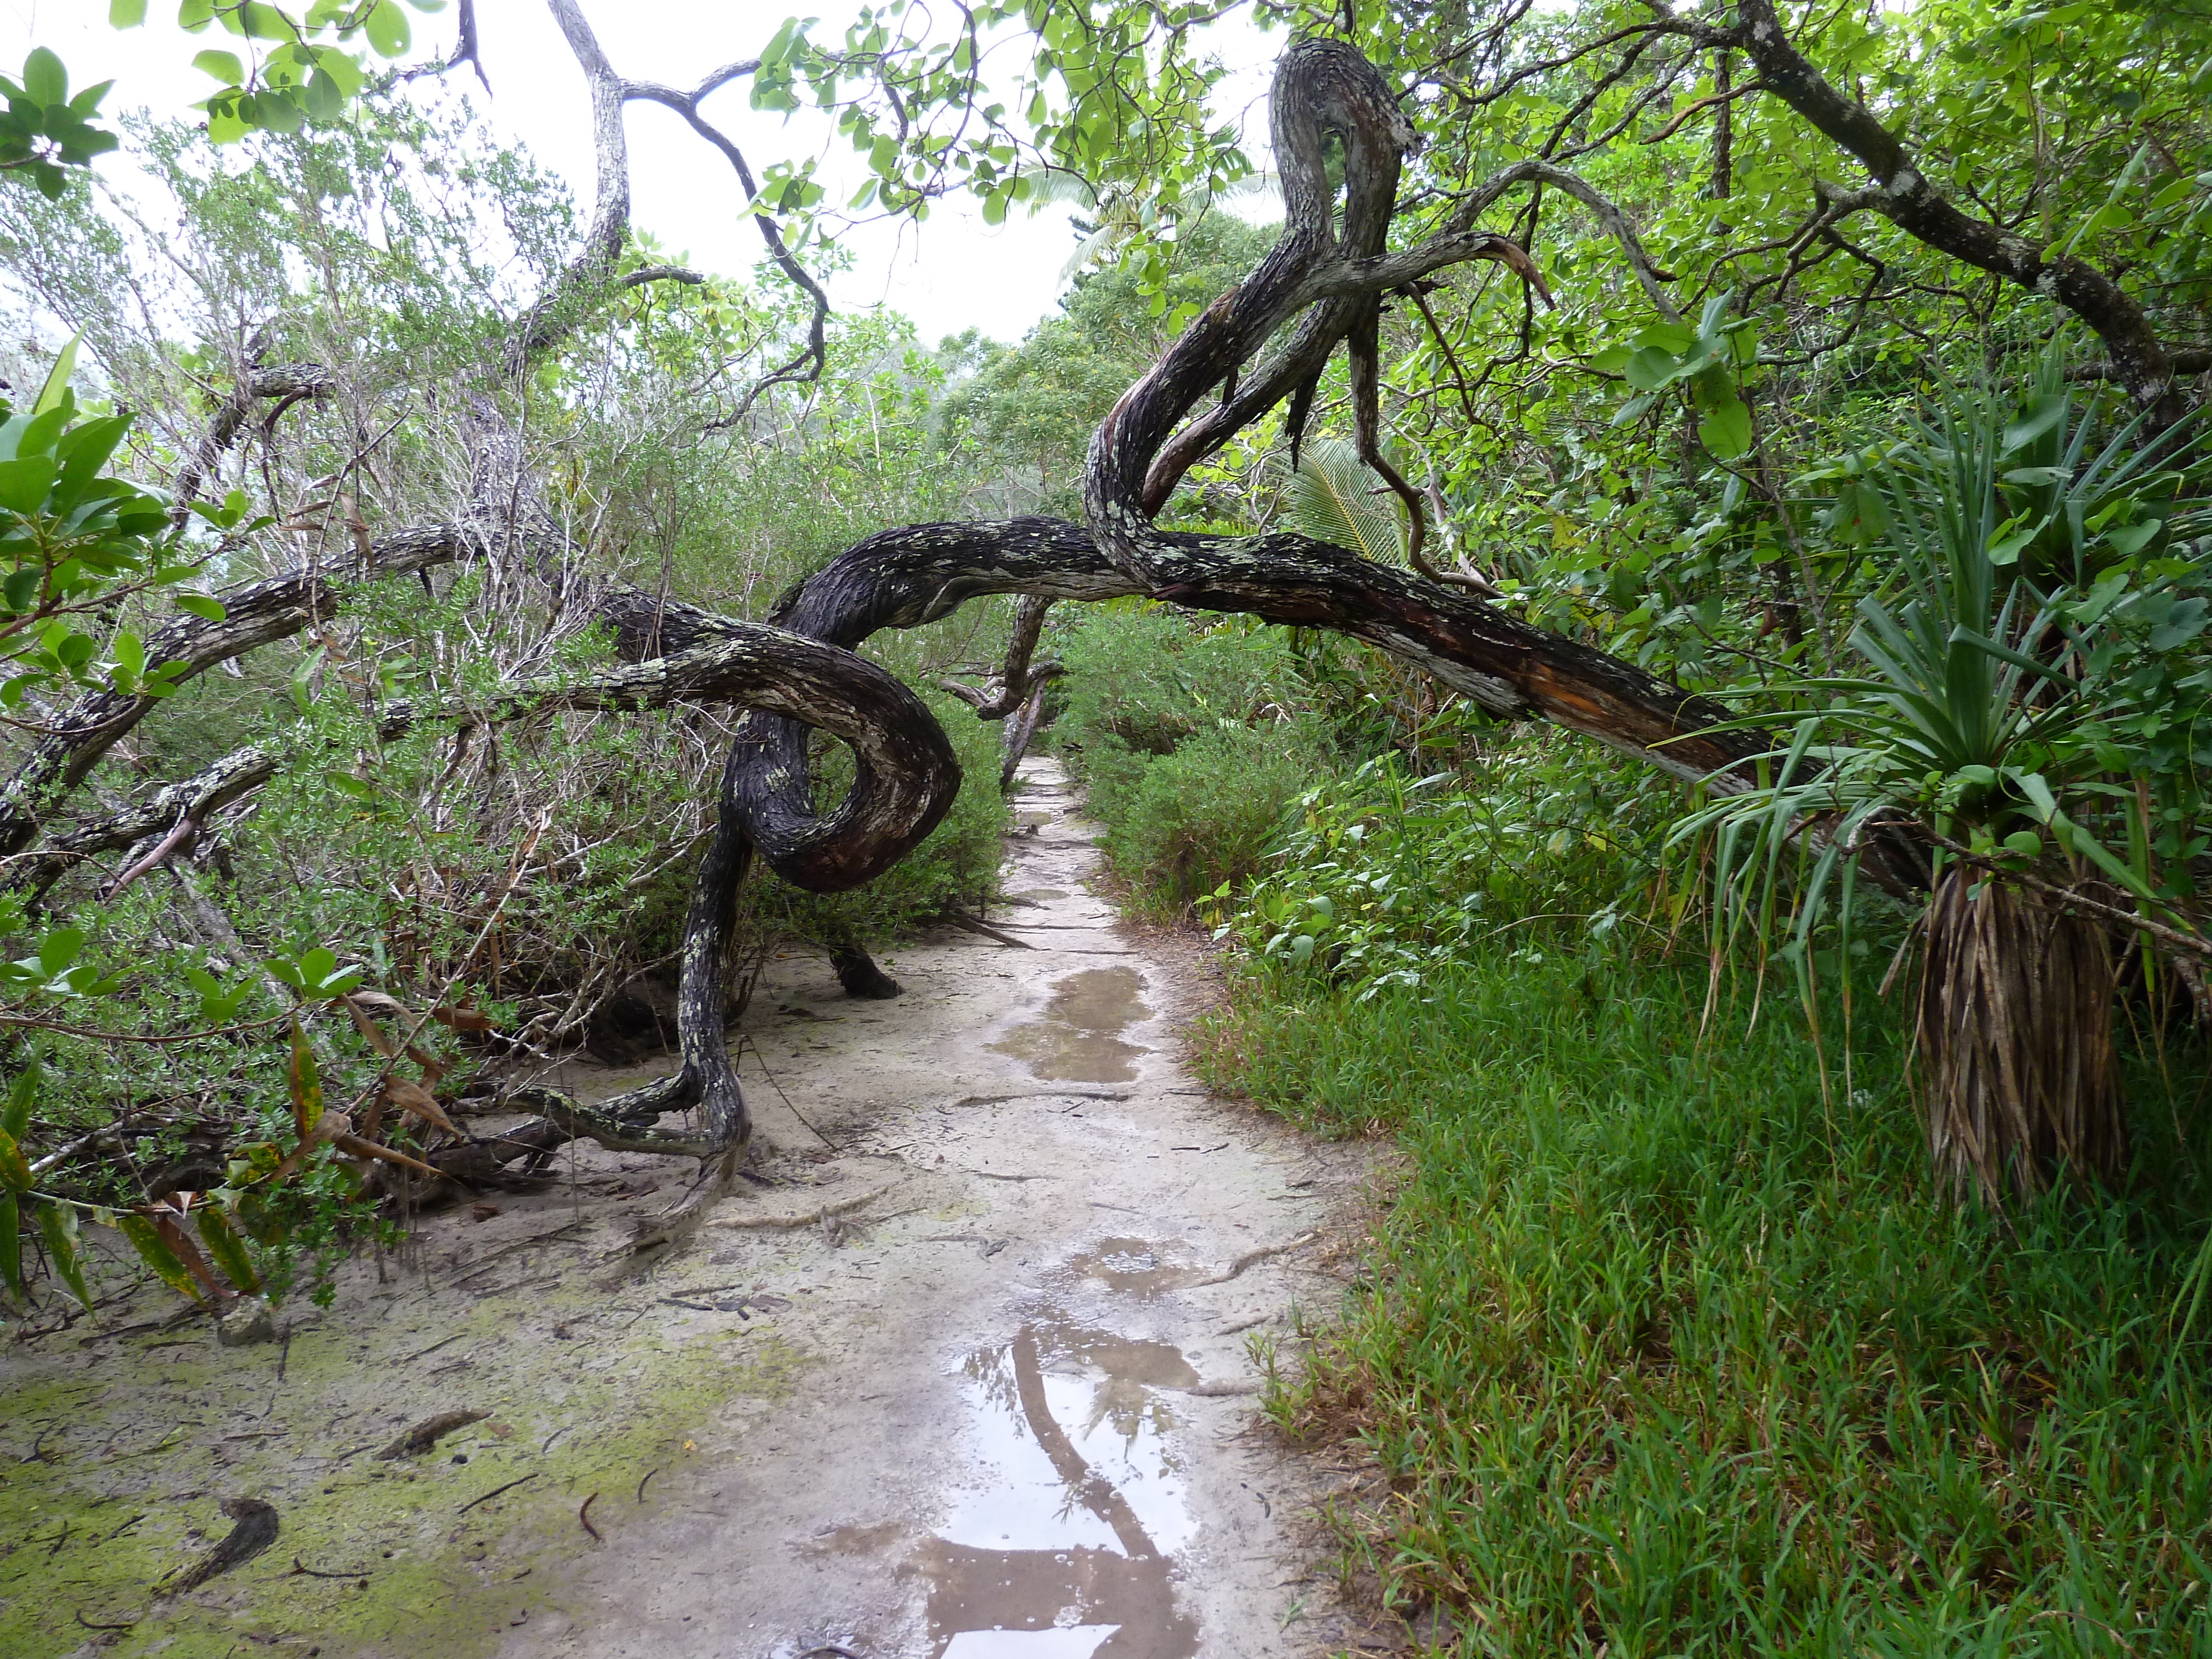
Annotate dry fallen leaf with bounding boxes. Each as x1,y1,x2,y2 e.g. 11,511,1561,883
385,1076,459,1138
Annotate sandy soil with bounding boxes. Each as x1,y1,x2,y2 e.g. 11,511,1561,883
4,759,1376,1659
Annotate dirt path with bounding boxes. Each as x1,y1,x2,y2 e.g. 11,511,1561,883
8,759,1369,1659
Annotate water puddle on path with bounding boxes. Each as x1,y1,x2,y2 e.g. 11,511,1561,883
913,1317,1201,1658
991,968,1151,1083
1065,1239,1202,1298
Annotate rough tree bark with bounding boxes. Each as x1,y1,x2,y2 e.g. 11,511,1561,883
521,38,1791,1210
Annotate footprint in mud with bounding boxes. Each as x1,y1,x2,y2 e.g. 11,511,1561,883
991,968,1151,1084
915,1319,1201,1657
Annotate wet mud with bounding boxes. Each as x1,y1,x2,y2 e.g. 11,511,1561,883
3,759,1370,1659
989,967,1153,1083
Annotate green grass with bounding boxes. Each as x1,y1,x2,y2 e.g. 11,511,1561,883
1198,946,2212,1657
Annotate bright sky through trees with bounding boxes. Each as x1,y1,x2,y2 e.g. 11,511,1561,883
0,0,1278,345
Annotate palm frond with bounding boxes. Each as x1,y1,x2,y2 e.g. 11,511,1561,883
1281,436,1405,564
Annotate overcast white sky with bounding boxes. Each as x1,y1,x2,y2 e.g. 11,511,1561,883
3,0,1280,348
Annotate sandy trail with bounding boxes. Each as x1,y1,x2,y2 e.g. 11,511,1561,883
9,759,1365,1659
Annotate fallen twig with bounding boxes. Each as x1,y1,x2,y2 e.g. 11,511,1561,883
709,1184,891,1231
943,910,1037,949
289,1555,371,1580
577,1492,602,1541
457,1473,539,1515
1193,1232,1321,1287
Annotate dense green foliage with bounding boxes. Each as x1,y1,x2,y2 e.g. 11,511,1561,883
0,91,1022,1310
1,9,2208,1646
1202,946,2212,1656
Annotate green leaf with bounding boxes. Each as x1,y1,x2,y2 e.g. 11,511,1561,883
109,0,149,24
0,1125,33,1193
3,1062,38,1140
1622,346,1683,392
0,1193,20,1298
175,593,227,621
2001,398,2065,454
249,88,305,133
1698,397,1753,460
197,1205,260,1293
37,1200,91,1308
361,0,410,56
22,47,66,107
192,48,245,84
117,1213,203,1303
237,2,294,40
0,456,56,514
302,67,343,120
32,334,79,416
314,47,363,97
36,926,82,979
288,1016,322,1136
2103,519,2162,558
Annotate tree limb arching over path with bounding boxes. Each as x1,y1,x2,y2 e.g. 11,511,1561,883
652,38,1771,1211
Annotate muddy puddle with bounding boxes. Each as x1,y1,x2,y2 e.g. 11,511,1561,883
991,967,1152,1083
1066,1238,1202,1298
916,1314,1202,1657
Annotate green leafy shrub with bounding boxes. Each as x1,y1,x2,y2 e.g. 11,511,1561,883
1056,603,1308,758
1098,721,1324,912
1053,605,1332,910
1218,731,1686,997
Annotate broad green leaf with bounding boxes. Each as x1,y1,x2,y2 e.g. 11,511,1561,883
36,926,82,979
2001,399,2065,454
237,2,293,40
314,47,363,98
0,457,56,514
1698,397,1753,460
2103,519,2162,558
207,101,250,144
362,0,409,56
192,49,245,84
117,1213,203,1303
0,1125,33,1192
249,88,305,133
176,593,227,621
288,1016,322,1136
22,47,65,107
109,0,149,24
3,1062,37,1140
1622,346,1683,392
198,1205,260,1293
32,335,79,416
38,1200,91,1307
302,67,344,120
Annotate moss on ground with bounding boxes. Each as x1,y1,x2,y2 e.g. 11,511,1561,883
1,1254,810,1658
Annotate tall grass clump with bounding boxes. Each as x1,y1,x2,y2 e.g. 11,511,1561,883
1202,945,2212,1656
1055,604,1334,911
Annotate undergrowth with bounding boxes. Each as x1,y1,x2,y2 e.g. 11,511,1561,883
1197,948,2212,1656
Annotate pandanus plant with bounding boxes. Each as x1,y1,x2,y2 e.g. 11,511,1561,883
1677,359,2211,1204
